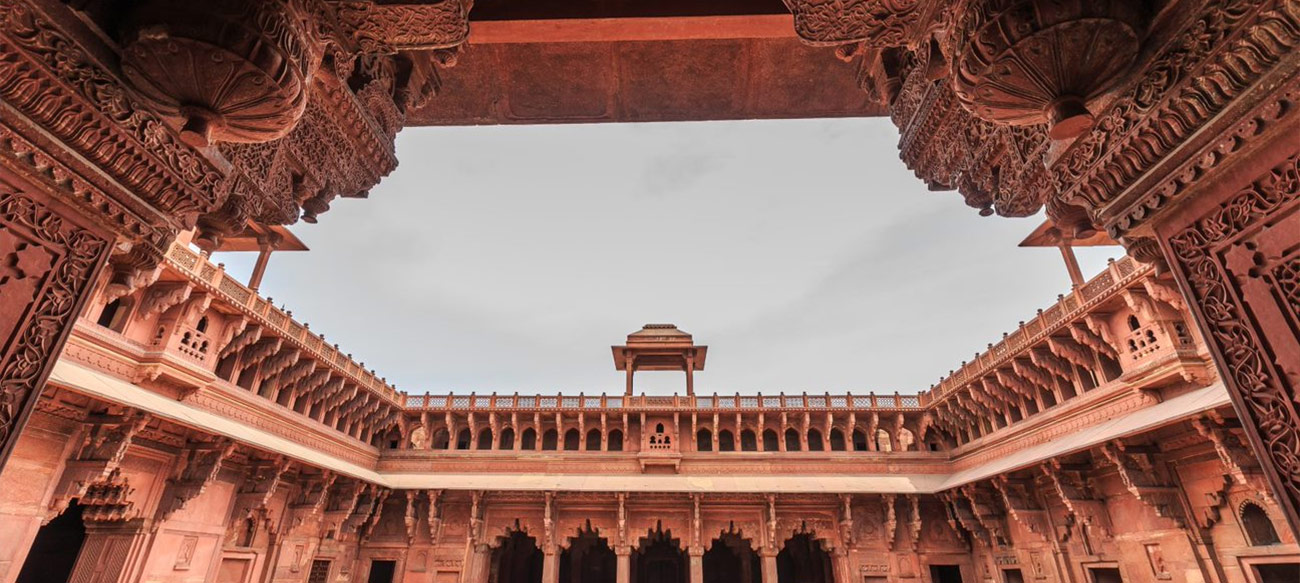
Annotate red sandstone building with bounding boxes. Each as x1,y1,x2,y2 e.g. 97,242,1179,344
1,1,1299,583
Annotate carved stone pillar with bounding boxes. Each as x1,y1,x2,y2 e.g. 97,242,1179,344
616,546,631,583
688,546,703,583
833,548,852,583
542,546,560,583
0,190,112,467
1154,146,1300,538
465,542,491,583
761,549,779,583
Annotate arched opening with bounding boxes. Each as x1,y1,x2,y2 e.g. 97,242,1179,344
806,428,824,451
828,429,846,451
195,316,209,333
521,428,537,450
456,428,472,450
564,429,581,451
784,429,801,452
852,430,869,451
560,526,616,583
704,530,760,583
431,428,450,449
384,426,402,449
762,429,779,452
96,298,132,332
478,428,494,450
491,529,544,583
587,429,602,451
776,533,833,583
16,501,87,583
697,429,713,452
1241,502,1281,546
718,430,735,452
500,427,516,450
740,430,757,451
633,525,687,583
608,429,624,451
1127,315,1141,331
543,429,559,450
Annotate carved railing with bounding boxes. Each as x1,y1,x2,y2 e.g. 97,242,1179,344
403,391,922,411
919,256,1151,405
165,243,402,405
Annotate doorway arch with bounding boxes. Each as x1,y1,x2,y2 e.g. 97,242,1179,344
632,524,687,583
16,501,87,583
776,533,834,583
703,529,760,583
490,529,543,583
560,525,616,583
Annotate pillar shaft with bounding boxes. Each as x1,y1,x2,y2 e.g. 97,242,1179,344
689,549,704,583
761,552,778,583
542,549,559,583
616,549,630,583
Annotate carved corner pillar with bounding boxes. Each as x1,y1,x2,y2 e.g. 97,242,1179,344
0,190,112,466
1155,146,1300,539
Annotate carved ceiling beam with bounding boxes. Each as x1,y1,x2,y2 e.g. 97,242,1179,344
156,438,238,522
1046,336,1097,375
238,337,284,373
272,359,318,401
1029,348,1074,385
1039,459,1111,543
286,470,336,536
330,0,472,53
991,475,1048,542
1097,441,1185,527
1070,322,1118,361
50,411,152,518
993,369,1038,405
139,281,194,317
1082,315,1123,358
220,324,262,360
782,0,941,47
256,348,302,397
1012,358,1059,399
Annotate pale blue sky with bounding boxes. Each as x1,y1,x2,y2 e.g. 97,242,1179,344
214,118,1120,396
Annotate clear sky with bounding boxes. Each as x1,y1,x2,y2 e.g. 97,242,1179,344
214,118,1120,397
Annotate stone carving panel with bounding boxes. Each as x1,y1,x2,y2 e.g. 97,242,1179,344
1163,150,1300,534
0,190,110,464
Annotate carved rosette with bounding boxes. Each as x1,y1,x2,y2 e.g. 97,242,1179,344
952,0,1146,139
117,0,320,148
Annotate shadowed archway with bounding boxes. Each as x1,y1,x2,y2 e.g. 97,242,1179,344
560,524,616,583
632,524,687,583
776,532,834,583
703,528,760,583
490,528,543,583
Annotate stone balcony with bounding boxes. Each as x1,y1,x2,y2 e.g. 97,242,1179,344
920,255,1214,449
59,242,405,456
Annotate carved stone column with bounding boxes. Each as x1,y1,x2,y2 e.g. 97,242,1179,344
688,546,704,583
616,546,631,583
761,548,779,583
542,546,560,583
0,189,112,466
1155,145,1300,538
465,542,491,583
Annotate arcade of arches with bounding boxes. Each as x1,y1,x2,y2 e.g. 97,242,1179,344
1,0,1300,583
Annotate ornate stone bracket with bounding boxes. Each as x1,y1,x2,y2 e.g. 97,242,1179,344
156,438,238,522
